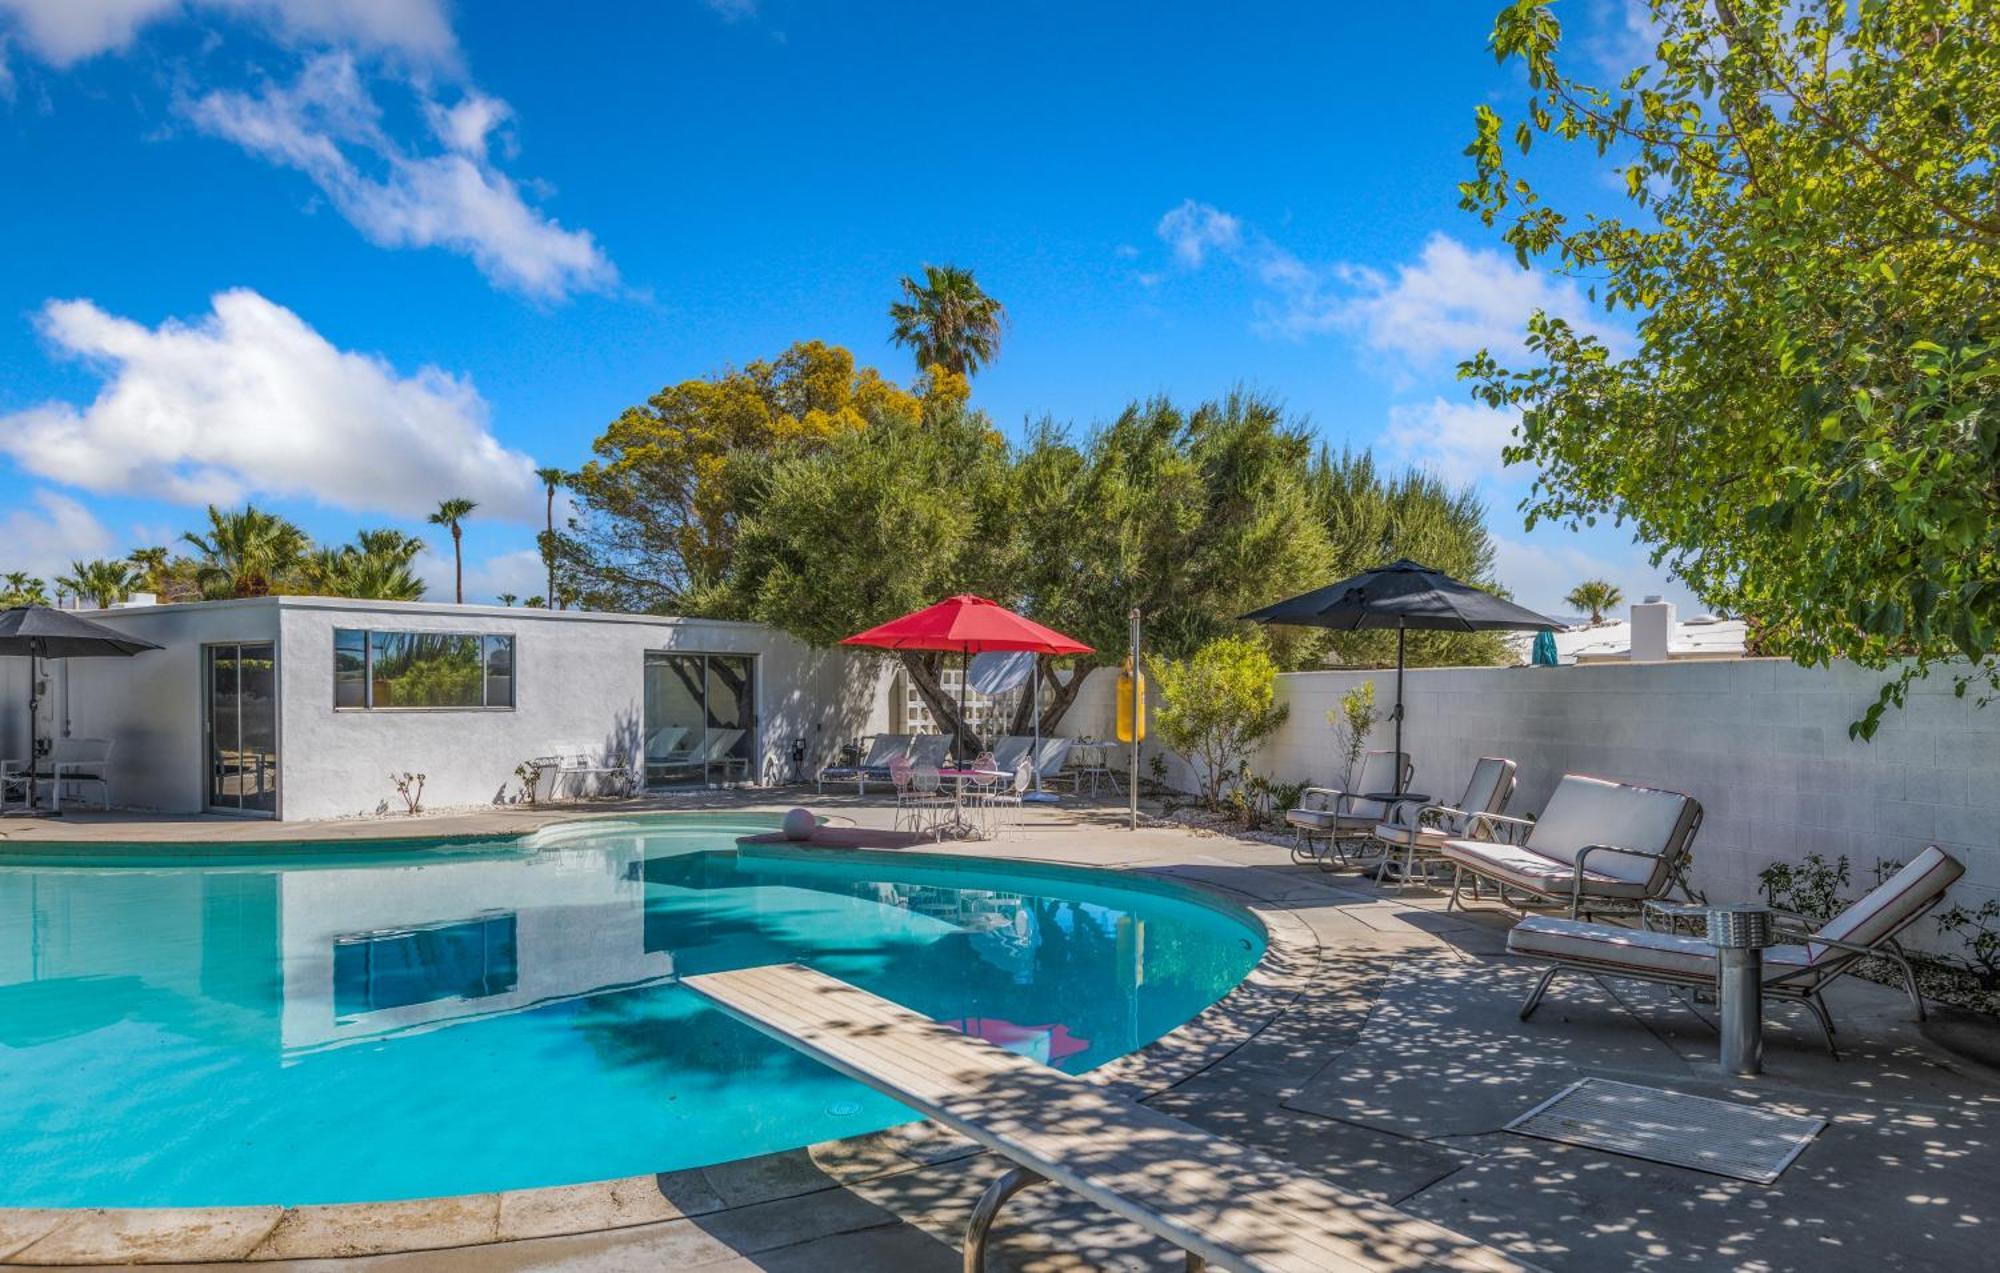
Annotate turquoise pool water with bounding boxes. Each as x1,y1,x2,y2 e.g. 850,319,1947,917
0,815,1262,1207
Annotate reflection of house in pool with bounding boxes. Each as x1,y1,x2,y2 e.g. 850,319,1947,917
279,837,669,1054
0,837,673,1057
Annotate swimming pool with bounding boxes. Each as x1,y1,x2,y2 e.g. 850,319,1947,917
0,815,1263,1208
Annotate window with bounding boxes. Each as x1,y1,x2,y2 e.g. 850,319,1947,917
333,629,515,710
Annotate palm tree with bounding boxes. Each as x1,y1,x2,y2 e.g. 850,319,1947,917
354,528,426,565
535,466,565,607
427,498,478,604
888,263,1007,377
497,592,518,607
0,571,44,606
127,546,170,592
1565,579,1624,625
58,559,142,609
181,505,309,598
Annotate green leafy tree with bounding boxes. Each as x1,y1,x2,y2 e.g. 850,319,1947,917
1326,682,1378,789
727,403,1019,744
889,264,1008,378
0,572,46,606
301,532,427,601
181,505,309,598
1008,393,1338,731
427,498,477,604
1462,0,2000,737
566,342,963,609
56,559,141,609
1564,579,1622,625
1152,634,1290,810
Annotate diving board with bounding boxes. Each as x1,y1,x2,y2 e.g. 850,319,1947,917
681,963,1538,1273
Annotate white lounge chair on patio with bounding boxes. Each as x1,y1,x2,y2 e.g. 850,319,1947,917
1372,756,1517,892
989,734,1034,774
1439,773,1703,919
817,733,913,796
3,738,115,812
909,733,952,769
1285,749,1413,869
1510,845,1964,1056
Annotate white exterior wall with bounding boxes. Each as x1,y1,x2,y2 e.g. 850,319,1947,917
8,597,878,821
1237,657,1996,958
0,600,281,815
276,598,878,821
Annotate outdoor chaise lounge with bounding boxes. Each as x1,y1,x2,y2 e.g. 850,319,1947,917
1439,773,1703,919
1285,748,1413,868
1372,756,1517,892
3,737,115,812
816,733,913,795
683,963,1532,1273
1509,845,1963,1056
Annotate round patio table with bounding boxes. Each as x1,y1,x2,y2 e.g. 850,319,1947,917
935,766,1009,839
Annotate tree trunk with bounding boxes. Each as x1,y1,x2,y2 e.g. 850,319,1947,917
544,492,555,607
453,526,464,604
897,650,977,752
1000,657,1095,738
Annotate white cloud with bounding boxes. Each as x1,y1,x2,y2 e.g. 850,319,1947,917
0,289,544,521
1339,234,1617,370
184,55,615,299
0,490,116,578
1157,200,1241,267
700,0,760,23
1150,202,1619,369
416,546,546,604
0,0,453,66
1382,398,1524,488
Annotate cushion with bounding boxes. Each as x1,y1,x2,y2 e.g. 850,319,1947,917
1812,844,1962,961
1460,757,1515,817
1509,915,1812,982
1286,808,1378,833
1375,821,1450,850
1439,838,1653,900
1525,775,1699,887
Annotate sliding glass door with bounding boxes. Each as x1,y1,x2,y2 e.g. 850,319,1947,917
642,652,755,787
207,642,278,815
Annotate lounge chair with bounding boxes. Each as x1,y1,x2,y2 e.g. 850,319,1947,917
1285,749,1413,868
1372,756,1517,892
1439,773,1703,919
1510,845,1964,1056
1030,736,1073,789
989,734,1034,774
909,733,951,768
4,737,115,812
817,733,913,795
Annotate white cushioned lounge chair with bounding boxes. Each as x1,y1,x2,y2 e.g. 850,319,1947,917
817,733,913,796
1372,756,1517,892
1285,749,1414,869
1509,845,1964,1056
1440,773,1703,919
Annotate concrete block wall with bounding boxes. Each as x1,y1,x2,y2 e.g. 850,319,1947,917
1240,657,1995,959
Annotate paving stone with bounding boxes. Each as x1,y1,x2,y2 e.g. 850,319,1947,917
494,1169,723,1242
249,1196,498,1260
9,1207,282,1266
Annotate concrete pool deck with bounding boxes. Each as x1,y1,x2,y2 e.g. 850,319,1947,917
4,792,1998,1270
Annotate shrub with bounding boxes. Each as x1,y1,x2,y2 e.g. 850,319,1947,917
1152,635,1288,810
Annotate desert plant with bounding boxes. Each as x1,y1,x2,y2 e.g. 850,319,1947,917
390,771,426,815
1152,634,1289,810
1758,852,1851,924
513,759,548,806
1936,900,2000,987
1325,682,1378,789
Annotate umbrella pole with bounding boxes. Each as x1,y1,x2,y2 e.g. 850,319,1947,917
957,650,968,766
22,641,35,813
1393,626,1406,797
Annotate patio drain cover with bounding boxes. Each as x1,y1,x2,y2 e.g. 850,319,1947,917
1506,1078,1826,1183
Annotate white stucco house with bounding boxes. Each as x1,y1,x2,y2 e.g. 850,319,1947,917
0,596,885,821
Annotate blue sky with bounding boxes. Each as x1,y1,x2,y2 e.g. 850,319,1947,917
0,0,1690,614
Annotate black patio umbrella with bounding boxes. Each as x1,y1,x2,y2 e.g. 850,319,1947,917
0,606,160,814
1241,559,1561,795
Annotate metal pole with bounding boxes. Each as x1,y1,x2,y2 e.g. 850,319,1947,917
1392,626,1406,796
1709,904,1774,1076
1128,607,1140,831
23,640,37,813
956,649,968,767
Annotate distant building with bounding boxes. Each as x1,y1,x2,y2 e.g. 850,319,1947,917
1517,597,1750,665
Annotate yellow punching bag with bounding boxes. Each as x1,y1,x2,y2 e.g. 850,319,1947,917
1115,659,1146,743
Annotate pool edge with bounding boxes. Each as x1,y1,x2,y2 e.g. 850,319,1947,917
0,844,1318,1265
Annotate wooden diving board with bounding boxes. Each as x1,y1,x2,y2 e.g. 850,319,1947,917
681,963,1539,1273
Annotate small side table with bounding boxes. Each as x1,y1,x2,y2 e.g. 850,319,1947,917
1643,898,1710,935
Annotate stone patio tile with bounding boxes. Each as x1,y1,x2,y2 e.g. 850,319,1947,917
249,1195,498,1260
495,1169,725,1242
0,1213,67,1263
10,1208,282,1265
697,1149,838,1209
1284,957,1700,1139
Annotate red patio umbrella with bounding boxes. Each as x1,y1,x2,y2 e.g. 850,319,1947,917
841,595,1092,764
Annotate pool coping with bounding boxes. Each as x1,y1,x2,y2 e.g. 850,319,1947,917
0,827,1321,1266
